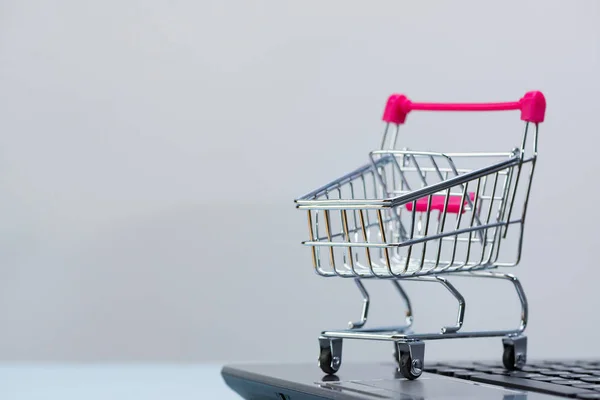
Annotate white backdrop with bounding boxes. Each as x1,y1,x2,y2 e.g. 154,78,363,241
0,0,598,363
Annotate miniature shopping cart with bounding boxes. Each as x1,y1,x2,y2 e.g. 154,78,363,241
295,91,546,380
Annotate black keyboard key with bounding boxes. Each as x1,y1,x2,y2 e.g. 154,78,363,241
506,371,546,379
577,394,600,399
562,374,593,380
539,369,565,376
470,374,595,397
489,368,510,375
572,368,593,374
442,369,471,377
471,367,495,374
548,364,571,370
522,366,543,373
559,380,589,386
582,377,600,384
574,384,600,390
522,374,549,379
436,367,462,376
453,370,481,379
561,373,579,379
574,384,600,391
531,376,563,382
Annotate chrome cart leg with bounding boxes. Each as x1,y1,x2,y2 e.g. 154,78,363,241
348,279,369,329
318,337,343,375
391,280,414,362
466,272,528,333
502,335,527,370
395,341,425,380
432,277,466,334
412,276,466,334
464,272,528,370
391,280,414,328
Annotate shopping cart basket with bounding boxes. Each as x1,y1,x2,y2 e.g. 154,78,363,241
295,91,546,379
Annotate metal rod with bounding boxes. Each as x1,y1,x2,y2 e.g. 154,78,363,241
358,210,374,276
391,280,414,329
377,209,392,275
348,279,370,329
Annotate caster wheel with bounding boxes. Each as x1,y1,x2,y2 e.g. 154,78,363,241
318,347,340,375
502,335,526,370
399,353,422,380
502,345,517,371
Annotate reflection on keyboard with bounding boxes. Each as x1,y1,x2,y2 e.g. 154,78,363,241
427,361,600,399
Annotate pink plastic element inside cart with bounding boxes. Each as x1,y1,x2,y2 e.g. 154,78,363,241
405,192,476,214
382,91,546,124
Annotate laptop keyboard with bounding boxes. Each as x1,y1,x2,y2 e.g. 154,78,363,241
426,361,600,399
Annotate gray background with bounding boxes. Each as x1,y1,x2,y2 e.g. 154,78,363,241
0,0,598,363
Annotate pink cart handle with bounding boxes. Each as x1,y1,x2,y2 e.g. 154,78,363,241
383,91,546,124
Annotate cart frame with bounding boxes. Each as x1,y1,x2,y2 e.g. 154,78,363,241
295,91,546,379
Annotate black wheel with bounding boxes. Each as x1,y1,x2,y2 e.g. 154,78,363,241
399,353,422,380
318,347,339,375
502,345,517,371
